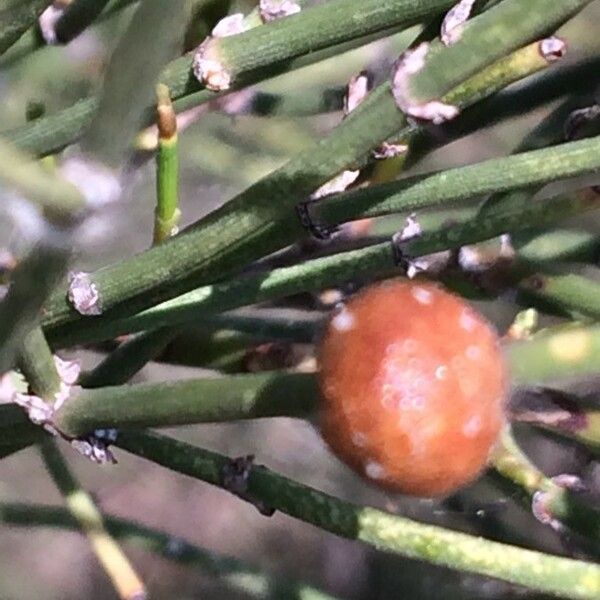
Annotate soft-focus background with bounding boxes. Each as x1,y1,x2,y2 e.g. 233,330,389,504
1,1,599,598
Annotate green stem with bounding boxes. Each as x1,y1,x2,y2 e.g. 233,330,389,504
206,0,454,86
80,0,189,166
9,312,600,448
490,427,600,551
40,439,146,600
78,327,176,388
0,440,34,459
115,430,600,600
0,245,69,374
406,92,589,172
44,188,600,348
17,326,61,401
405,0,591,105
161,329,258,373
79,308,320,387
475,96,584,225
0,502,341,600
153,85,180,245
515,228,600,265
314,135,600,226
55,371,318,437
40,35,568,334
7,1,446,157
507,323,600,385
518,269,600,322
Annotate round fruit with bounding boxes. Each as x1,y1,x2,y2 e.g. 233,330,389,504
317,279,507,497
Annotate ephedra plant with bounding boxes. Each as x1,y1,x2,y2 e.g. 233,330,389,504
0,0,600,598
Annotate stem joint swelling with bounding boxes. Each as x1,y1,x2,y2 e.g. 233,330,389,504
192,14,246,91
295,199,339,241
12,356,117,464
220,455,275,516
391,42,460,124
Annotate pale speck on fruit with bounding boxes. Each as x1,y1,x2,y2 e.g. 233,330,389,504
318,279,506,497
412,285,434,305
331,307,355,332
435,365,448,380
463,415,482,438
365,461,386,480
459,308,478,332
352,432,367,447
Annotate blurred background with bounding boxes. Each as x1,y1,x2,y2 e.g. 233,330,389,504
0,1,599,598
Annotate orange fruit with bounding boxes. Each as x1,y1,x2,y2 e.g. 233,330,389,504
318,279,507,497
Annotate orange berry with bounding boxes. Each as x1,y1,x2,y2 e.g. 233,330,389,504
317,279,507,497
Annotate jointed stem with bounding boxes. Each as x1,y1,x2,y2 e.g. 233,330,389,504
40,35,575,335
0,501,341,600
115,430,600,600
44,187,600,348
490,427,600,553
40,439,147,600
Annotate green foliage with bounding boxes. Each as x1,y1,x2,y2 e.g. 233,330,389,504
1,0,600,598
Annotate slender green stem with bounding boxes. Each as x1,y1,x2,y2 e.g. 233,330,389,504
9,311,600,448
80,0,189,166
115,430,600,600
55,371,318,437
511,401,600,458
40,440,146,600
79,308,320,387
17,326,61,401
100,0,138,18
314,135,600,226
44,188,600,348
404,0,591,105
507,323,600,385
515,228,600,265
476,98,583,224
206,0,454,86
7,1,447,157
161,329,259,373
0,0,52,56
490,427,600,552
8,96,99,157
40,35,570,335
373,35,566,180
0,502,341,600
200,309,321,344
78,328,177,388
153,85,180,245
407,54,600,166
518,269,600,322
0,245,69,374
